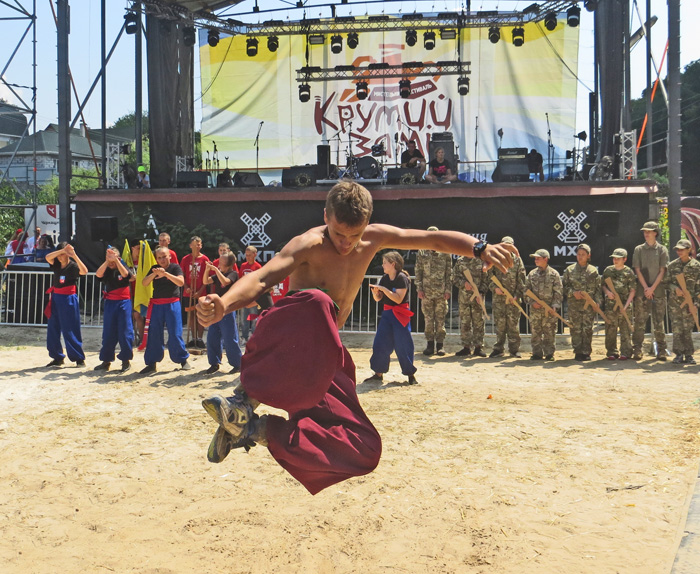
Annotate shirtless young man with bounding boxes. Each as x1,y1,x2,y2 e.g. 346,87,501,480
196,181,515,494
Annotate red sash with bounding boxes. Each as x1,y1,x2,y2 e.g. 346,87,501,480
103,286,131,301
44,285,77,319
384,302,414,327
150,297,180,305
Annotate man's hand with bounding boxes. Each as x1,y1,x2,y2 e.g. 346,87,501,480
64,244,76,258
481,243,518,273
573,291,584,300
644,286,654,299
464,281,473,291
153,267,165,278
417,290,425,300
197,294,225,327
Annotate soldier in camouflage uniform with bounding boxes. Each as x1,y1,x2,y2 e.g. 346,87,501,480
562,243,601,361
601,248,636,360
452,254,489,357
415,226,453,356
664,239,700,364
525,249,563,361
487,236,527,358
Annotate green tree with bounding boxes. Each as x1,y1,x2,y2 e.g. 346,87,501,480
112,111,149,134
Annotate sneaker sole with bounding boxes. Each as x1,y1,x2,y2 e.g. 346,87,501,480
202,396,248,437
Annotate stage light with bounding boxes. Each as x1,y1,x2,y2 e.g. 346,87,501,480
440,29,457,40
488,27,500,44
457,76,470,96
299,83,311,102
399,79,411,99
207,29,219,47
584,0,598,11
308,34,325,45
405,29,417,47
576,131,587,141
356,81,369,100
330,35,343,54
424,31,436,50
124,12,138,35
246,37,259,57
183,26,196,47
512,27,525,47
567,5,581,27
267,36,279,52
544,12,557,31
347,32,359,49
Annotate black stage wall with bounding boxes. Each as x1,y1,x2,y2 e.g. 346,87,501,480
75,182,654,272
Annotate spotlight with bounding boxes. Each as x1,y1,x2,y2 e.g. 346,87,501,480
512,27,525,47
308,34,325,45
267,36,279,52
330,35,343,54
584,0,598,12
124,12,138,35
575,131,587,141
457,76,470,96
424,31,436,50
299,83,311,103
488,27,500,44
246,37,258,57
440,29,457,40
207,29,219,47
567,5,581,27
544,12,557,31
356,81,369,100
405,29,417,47
183,26,196,47
347,32,359,49
399,79,411,99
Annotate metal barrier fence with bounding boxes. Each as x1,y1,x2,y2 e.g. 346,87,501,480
1,269,668,336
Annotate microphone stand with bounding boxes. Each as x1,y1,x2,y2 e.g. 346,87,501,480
546,112,553,181
473,116,479,182
254,122,263,174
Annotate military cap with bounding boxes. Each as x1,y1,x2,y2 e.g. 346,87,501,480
640,221,659,232
427,226,439,231
674,239,692,250
530,249,550,259
610,248,628,258
576,243,591,254
501,236,514,244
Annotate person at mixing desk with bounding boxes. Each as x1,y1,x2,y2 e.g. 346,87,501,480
400,140,425,169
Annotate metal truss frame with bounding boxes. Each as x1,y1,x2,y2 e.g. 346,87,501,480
297,61,471,83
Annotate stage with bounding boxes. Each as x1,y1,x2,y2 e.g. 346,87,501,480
74,179,657,271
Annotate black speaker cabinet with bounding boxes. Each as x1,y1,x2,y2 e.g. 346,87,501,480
176,171,210,188
317,145,331,179
593,210,620,237
233,172,265,187
282,165,317,188
492,161,530,182
386,167,423,185
90,216,118,243
428,141,455,170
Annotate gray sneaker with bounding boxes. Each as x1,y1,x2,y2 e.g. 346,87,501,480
206,418,260,463
202,392,254,437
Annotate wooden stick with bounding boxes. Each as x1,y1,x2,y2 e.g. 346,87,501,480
604,277,633,330
676,273,700,331
463,268,489,319
525,289,570,327
490,275,529,319
581,291,610,323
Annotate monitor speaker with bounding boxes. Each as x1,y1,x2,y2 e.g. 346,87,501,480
90,216,118,243
282,165,317,188
593,210,620,237
492,161,530,182
386,167,422,185
233,172,265,187
176,171,210,188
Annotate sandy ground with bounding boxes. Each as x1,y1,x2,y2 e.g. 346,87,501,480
1,325,699,574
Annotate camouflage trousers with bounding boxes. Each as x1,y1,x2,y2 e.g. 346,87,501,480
632,296,667,354
604,305,633,357
421,295,448,343
492,296,521,354
669,302,696,355
529,308,557,357
458,296,485,348
567,301,596,355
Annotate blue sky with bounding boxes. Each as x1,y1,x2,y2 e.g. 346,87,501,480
1,1,696,135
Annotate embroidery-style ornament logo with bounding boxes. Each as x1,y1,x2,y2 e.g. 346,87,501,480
240,212,272,248
555,210,588,244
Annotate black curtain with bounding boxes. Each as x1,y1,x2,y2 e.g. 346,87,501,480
146,17,194,188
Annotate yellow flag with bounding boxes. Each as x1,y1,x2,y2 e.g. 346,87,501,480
134,240,157,309
122,239,134,268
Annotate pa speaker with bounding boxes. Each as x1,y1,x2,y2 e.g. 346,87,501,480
90,216,118,243
233,172,265,187
316,145,331,179
176,171,210,188
282,165,317,188
387,167,423,185
428,141,455,169
492,161,530,182
593,210,620,237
